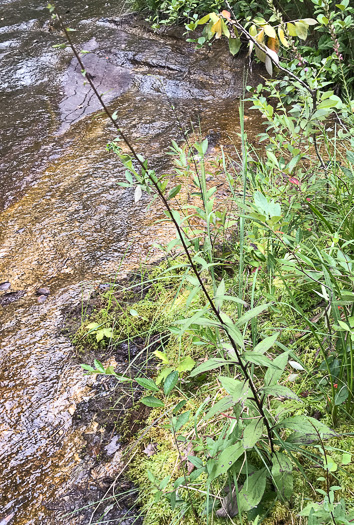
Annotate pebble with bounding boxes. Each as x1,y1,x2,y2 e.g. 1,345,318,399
37,295,47,304
0,282,11,291
36,287,50,296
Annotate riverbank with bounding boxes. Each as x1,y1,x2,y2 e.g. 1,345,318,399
0,3,263,522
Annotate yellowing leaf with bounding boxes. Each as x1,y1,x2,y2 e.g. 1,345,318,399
287,22,297,37
267,36,279,53
154,350,169,364
263,24,276,38
249,24,258,37
256,29,265,44
198,14,211,25
211,18,222,39
278,27,289,47
294,21,308,40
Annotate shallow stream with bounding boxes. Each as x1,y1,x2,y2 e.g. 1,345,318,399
0,1,263,522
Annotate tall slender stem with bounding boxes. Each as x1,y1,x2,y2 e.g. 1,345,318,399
52,5,275,453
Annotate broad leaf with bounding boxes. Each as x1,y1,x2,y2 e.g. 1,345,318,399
242,418,264,449
207,442,244,482
254,332,279,354
261,385,299,400
272,452,293,500
238,469,267,512
219,377,250,403
228,37,241,56
276,415,336,444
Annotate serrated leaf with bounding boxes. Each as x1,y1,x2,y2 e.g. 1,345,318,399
141,396,164,408
164,371,179,396
242,418,264,449
238,469,267,512
135,377,160,392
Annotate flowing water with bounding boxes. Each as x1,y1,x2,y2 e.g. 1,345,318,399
0,1,264,523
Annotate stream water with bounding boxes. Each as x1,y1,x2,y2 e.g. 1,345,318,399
0,1,264,523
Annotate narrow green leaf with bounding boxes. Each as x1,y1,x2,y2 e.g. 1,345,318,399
135,377,160,392
235,303,270,327
204,395,234,420
164,371,179,396
94,359,105,373
190,358,233,377
141,396,164,408
254,332,279,354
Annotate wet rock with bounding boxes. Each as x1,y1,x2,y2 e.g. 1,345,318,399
36,287,50,296
0,290,25,306
0,282,11,291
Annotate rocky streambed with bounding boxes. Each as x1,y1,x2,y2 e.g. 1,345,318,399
0,1,264,523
